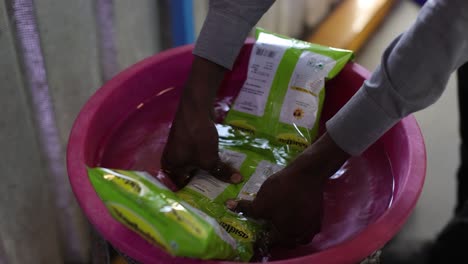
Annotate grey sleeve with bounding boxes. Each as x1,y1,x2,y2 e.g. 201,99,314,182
193,0,275,69
326,0,468,156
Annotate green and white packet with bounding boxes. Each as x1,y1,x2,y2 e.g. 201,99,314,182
225,28,353,148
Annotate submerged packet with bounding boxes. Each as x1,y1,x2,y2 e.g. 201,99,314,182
174,29,353,260
87,29,353,262
225,28,353,147
87,142,286,261
88,167,241,260
177,138,286,261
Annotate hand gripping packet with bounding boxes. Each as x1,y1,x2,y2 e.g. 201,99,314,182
224,28,353,148
174,29,353,260
87,29,353,262
87,145,281,262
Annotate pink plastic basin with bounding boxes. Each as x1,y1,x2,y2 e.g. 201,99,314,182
67,43,426,264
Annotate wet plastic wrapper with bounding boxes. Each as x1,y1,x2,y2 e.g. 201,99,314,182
225,28,353,147
87,28,353,261
87,167,243,260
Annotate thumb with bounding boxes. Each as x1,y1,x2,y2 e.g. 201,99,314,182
226,199,258,219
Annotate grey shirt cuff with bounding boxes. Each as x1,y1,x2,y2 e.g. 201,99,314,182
326,86,400,156
193,10,252,70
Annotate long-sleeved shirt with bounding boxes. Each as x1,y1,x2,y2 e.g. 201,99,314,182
194,0,468,156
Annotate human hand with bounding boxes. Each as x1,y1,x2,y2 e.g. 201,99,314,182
227,133,349,246
161,57,242,188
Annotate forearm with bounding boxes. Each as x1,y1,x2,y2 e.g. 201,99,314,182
182,0,275,114
289,133,350,185
180,56,226,115
327,0,468,156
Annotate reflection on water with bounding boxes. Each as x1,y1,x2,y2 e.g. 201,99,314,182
330,162,347,180
98,91,394,261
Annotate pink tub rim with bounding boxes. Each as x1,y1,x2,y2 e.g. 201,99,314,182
67,44,426,264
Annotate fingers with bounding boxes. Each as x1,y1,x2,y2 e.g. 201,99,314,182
254,223,310,248
226,199,258,218
162,153,243,188
296,235,313,245
274,220,320,247
170,168,196,189
293,227,318,246
226,200,320,247
161,156,196,189
163,167,196,189
208,159,243,184
264,226,317,248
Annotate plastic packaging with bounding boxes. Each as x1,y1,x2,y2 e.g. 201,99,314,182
225,28,353,147
87,167,241,260
87,28,353,261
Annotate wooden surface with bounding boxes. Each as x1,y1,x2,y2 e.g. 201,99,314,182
307,0,396,52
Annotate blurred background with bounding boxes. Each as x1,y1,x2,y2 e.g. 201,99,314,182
0,0,457,263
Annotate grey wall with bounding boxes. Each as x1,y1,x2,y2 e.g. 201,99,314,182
0,1,63,263
114,0,161,70
0,0,162,262
35,0,102,145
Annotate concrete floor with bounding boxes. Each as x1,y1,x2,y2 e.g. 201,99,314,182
355,0,459,242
